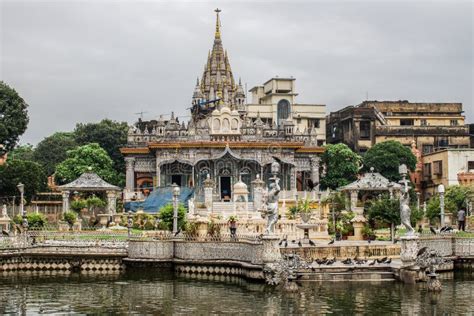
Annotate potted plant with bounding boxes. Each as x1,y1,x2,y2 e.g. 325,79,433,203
228,216,238,236
298,199,312,223
63,211,77,230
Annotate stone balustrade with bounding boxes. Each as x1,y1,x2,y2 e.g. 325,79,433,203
281,243,401,261
418,235,474,258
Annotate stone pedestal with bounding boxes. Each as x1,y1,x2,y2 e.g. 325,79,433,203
261,235,281,263
399,235,420,284
203,175,214,213
0,217,10,232
348,207,366,241
400,235,419,267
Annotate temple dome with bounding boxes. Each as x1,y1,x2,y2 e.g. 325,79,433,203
233,180,248,194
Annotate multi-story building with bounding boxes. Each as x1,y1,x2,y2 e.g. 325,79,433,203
422,148,474,197
247,78,326,147
326,100,470,154
120,9,326,208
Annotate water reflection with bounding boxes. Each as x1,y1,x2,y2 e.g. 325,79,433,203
0,269,472,314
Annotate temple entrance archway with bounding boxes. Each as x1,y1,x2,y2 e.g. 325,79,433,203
220,176,231,201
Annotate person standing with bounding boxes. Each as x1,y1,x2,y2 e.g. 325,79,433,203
457,208,466,231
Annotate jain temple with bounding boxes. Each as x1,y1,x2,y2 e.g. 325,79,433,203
121,9,326,216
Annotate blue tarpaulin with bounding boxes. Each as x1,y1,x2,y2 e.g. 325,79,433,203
124,186,194,214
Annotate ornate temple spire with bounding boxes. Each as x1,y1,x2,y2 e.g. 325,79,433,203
214,8,221,41
191,8,245,118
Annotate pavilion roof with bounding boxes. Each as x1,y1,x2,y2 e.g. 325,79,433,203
339,169,401,192
57,172,121,192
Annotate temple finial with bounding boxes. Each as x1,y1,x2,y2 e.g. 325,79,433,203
214,8,221,40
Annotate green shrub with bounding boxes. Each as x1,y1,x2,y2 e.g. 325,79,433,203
132,213,156,230
183,221,199,235
63,211,77,226
70,200,87,212
13,213,47,228
207,219,221,237
158,203,186,231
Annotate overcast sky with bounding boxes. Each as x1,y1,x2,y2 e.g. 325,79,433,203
1,0,473,145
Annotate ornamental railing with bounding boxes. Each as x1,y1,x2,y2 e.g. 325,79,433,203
0,236,29,250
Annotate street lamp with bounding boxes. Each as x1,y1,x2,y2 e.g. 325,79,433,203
127,211,133,237
438,184,445,227
17,183,27,230
172,183,181,235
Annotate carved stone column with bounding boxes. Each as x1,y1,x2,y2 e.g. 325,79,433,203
125,157,136,191
310,157,320,190
61,191,70,214
290,166,297,197
156,159,161,187
350,190,358,211
106,191,117,215
252,175,265,211
203,174,214,213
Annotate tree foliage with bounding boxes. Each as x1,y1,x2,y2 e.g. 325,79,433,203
158,203,187,231
426,185,472,223
54,143,119,185
0,159,47,201
366,195,401,227
13,213,47,228
33,132,77,176
363,140,417,182
0,81,29,155
73,119,128,174
321,143,361,190
7,144,35,161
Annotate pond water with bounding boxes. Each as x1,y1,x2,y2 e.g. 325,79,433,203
0,268,472,315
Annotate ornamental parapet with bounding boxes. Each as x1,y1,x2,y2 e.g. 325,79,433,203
375,125,469,136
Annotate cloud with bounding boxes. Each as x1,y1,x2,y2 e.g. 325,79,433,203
1,0,472,144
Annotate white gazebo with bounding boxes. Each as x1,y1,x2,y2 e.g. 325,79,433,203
339,168,401,240
57,171,121,215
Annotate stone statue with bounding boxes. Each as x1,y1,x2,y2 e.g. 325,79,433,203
262,161,281,235
400,179,415,235
1,204,7,218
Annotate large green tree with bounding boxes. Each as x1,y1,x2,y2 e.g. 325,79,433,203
0,159,47,201
320,143,361,190
363,140,417,182
73,119,128,174
366,195,400,240
8,144,35,161
33,132,77,176
55,143,119,185
0,81,29,155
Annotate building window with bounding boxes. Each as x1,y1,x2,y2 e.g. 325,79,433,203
420,119,427,126
400,119,414,126
277,99,291,123
423,163,431,177
468,161,474,171
317,140,325,146
296,118,301,124
450,119,458,126
437,137,449,148
360,121,371,139
307,119,320,129
433,160,443,176
422,144,434,154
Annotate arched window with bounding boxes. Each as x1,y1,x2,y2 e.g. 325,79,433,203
277,99,291,122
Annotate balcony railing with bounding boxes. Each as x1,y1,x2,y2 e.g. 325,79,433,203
375,125,469,136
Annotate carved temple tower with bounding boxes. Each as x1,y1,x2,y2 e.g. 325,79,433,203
192,9,246,118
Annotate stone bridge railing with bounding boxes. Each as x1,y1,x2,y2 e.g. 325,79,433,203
127,234,279,267
418,236,474,258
